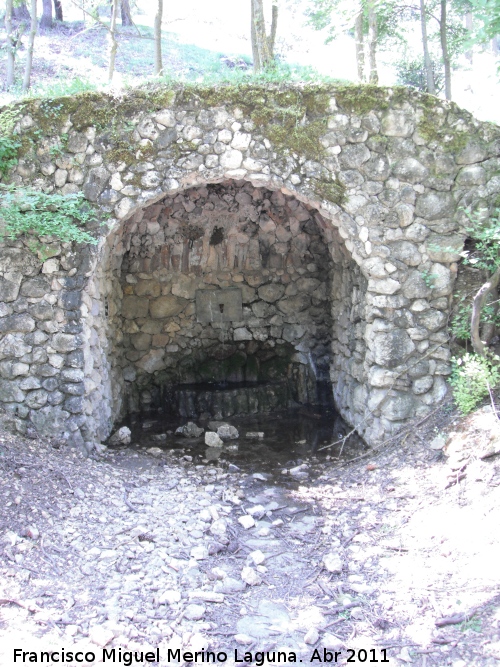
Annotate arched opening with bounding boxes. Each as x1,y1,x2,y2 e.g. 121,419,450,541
82,179,367,442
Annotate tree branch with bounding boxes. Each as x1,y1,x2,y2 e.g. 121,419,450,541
471,265,500,355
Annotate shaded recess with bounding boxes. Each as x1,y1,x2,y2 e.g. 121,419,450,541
98,181,360,422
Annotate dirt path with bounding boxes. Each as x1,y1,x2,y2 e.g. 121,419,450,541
1,402,499,666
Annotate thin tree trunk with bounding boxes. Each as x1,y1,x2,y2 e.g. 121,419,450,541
22,0,37,91
440,0,452,100
268,2,278,56
121,0,133,26
54,0,63,21
419,0,435,94
251,0,261,72
252,0,273,70
154,0,163,75
465,13,473,63
367,3,378,84
107,0,119,83
40,0,53,30
5,0,15,89
354,9,365,83
471,266,500,356
12,2,30,20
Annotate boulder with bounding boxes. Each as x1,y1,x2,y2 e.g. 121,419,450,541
176,422,204,438
109,426,132,445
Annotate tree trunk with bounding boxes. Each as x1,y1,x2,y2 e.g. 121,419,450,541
465,13,473,63
5,0,15,89
251,0,261,72
53,0,63,21
121,0,133,26
40,0,53,30
154,0,163,75
107,0,119,83
471,266,500,356
440,0,452,100
354,9,365,83
419,0,435,94
367,3,378,84
22,0,37,91
268,2,278,57
12,2,30,20
252,0,273,71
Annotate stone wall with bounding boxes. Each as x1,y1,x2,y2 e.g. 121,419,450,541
1,83,500,449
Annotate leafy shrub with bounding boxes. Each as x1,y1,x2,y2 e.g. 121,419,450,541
395,56,443,94
463,211,500,273
0,187,99,245
449,352,500,414
451,297,500,342
0,136,20,177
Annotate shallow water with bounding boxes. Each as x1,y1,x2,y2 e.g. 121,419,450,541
121,407,367,476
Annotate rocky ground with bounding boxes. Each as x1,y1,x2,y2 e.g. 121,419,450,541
1,399,500,667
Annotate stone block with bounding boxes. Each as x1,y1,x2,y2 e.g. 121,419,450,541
415,192,455,220
20,276,51,298
0,314,36,333
121,295,149,319
196,289,242,323
30,406,70,435
51,333,80,353
171,275,197,300
257,283,285,303
131,333,152,351
83,167,110,202
381,110,414,137
0,275,22,302
25,389,49,409
392,157,428,183
371,329,415,369
150,295,186,319
0,380,25,403
136,349,165,373
220,149,243,170
380,391,415,420
426,234,464,263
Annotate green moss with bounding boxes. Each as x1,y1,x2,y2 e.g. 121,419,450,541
308,178,347,206
417,104,469,153
334,84,392,115
175,83,332,161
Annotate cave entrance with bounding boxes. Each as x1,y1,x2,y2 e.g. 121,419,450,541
116,181,338,422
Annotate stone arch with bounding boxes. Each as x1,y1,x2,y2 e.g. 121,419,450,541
2,83,500,450
83,177,366,444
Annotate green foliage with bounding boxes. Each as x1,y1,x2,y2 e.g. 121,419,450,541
468,0,500,44
449,351,500,413
28,78,98,100
459,616,482,633
0,136,20,177
0,187,99,246
451,297,500,341
395,55,443,94
421,268,439,288
462,209,500,273
305,0,403,47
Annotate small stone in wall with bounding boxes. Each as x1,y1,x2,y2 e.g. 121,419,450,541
108,426,131,445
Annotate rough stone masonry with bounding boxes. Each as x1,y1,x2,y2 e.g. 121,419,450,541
1,83,499,451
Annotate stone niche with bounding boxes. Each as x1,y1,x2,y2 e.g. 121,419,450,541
102,181,358,421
